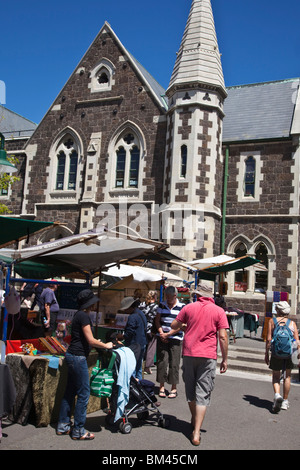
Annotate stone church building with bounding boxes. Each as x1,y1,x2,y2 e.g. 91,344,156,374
1,0,300,317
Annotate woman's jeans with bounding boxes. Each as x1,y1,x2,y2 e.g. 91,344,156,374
57,351,90,438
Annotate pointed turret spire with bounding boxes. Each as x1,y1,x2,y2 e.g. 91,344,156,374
167,0,226,97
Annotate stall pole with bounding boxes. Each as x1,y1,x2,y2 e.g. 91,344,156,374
193,271,198,302
2,265,11,342
160,281,164,302
96,269,102,339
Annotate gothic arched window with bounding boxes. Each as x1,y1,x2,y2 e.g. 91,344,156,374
129,146,140,188
98,71,109,85
231,239,270,293
116,147,126,188
234,242,248,292
114,132,141,189
55,136,78,191
254,242,268,292
89,59,116,93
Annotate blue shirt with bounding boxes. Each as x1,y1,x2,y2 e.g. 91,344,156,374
41,287,59,313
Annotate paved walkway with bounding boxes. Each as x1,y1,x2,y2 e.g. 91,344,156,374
230,326,266,348
1,329,300,451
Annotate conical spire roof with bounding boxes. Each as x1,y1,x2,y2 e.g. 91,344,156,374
167,0,226,97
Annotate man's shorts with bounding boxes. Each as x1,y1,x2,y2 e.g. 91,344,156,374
269,355,294,371
182,356,217,407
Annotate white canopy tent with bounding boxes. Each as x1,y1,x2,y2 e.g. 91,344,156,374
103,264,183,283
187,254,266,275
187,255,236,270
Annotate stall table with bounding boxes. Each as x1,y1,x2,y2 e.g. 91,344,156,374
5,351,102,427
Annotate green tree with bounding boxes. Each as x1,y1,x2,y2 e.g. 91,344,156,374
0,154,19,214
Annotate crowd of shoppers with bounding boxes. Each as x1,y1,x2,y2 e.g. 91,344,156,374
39,280,298,446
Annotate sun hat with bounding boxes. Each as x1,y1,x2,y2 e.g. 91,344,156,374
275,301,290,315
119,296,138,311
192,281,214,298
77,289,99,310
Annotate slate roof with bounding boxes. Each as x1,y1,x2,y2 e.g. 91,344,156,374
126,52,168,111
0,105,37,139
223,79,300,142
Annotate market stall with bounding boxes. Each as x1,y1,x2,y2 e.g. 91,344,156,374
0,217,64,344
1,227,169,426
54,264,184,341
187,254,264,339
0,227,167,339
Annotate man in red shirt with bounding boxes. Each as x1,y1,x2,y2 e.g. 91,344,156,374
161,282,229,446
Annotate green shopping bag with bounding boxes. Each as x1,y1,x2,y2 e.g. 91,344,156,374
90,352,116,398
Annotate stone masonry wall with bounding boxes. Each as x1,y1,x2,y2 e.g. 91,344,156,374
22,26,167,234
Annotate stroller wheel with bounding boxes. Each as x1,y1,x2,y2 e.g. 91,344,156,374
119,421,132,434
158,416,170,429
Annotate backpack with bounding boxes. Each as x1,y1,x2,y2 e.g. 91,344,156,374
271,317,294,358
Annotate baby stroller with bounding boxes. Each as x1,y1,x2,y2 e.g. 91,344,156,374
103,343,170,434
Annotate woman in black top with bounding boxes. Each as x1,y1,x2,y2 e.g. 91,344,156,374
57,290,113,440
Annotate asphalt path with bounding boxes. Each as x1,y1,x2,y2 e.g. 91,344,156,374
1,366,300,453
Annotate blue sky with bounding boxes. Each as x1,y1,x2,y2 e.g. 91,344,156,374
1,0,300,124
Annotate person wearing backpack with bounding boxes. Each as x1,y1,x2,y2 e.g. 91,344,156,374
265,301,300,412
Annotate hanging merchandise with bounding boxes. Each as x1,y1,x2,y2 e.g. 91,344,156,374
4,286,21,315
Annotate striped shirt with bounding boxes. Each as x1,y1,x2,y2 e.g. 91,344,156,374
157,300,185,341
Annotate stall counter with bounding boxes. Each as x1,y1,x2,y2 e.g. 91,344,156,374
6,351,102,427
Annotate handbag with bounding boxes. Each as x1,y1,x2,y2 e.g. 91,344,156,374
90,352,116,398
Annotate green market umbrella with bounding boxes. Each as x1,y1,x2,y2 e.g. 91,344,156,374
0,216,54,248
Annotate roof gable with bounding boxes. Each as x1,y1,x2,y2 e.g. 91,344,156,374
102,22,167,110
25,22,168,146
